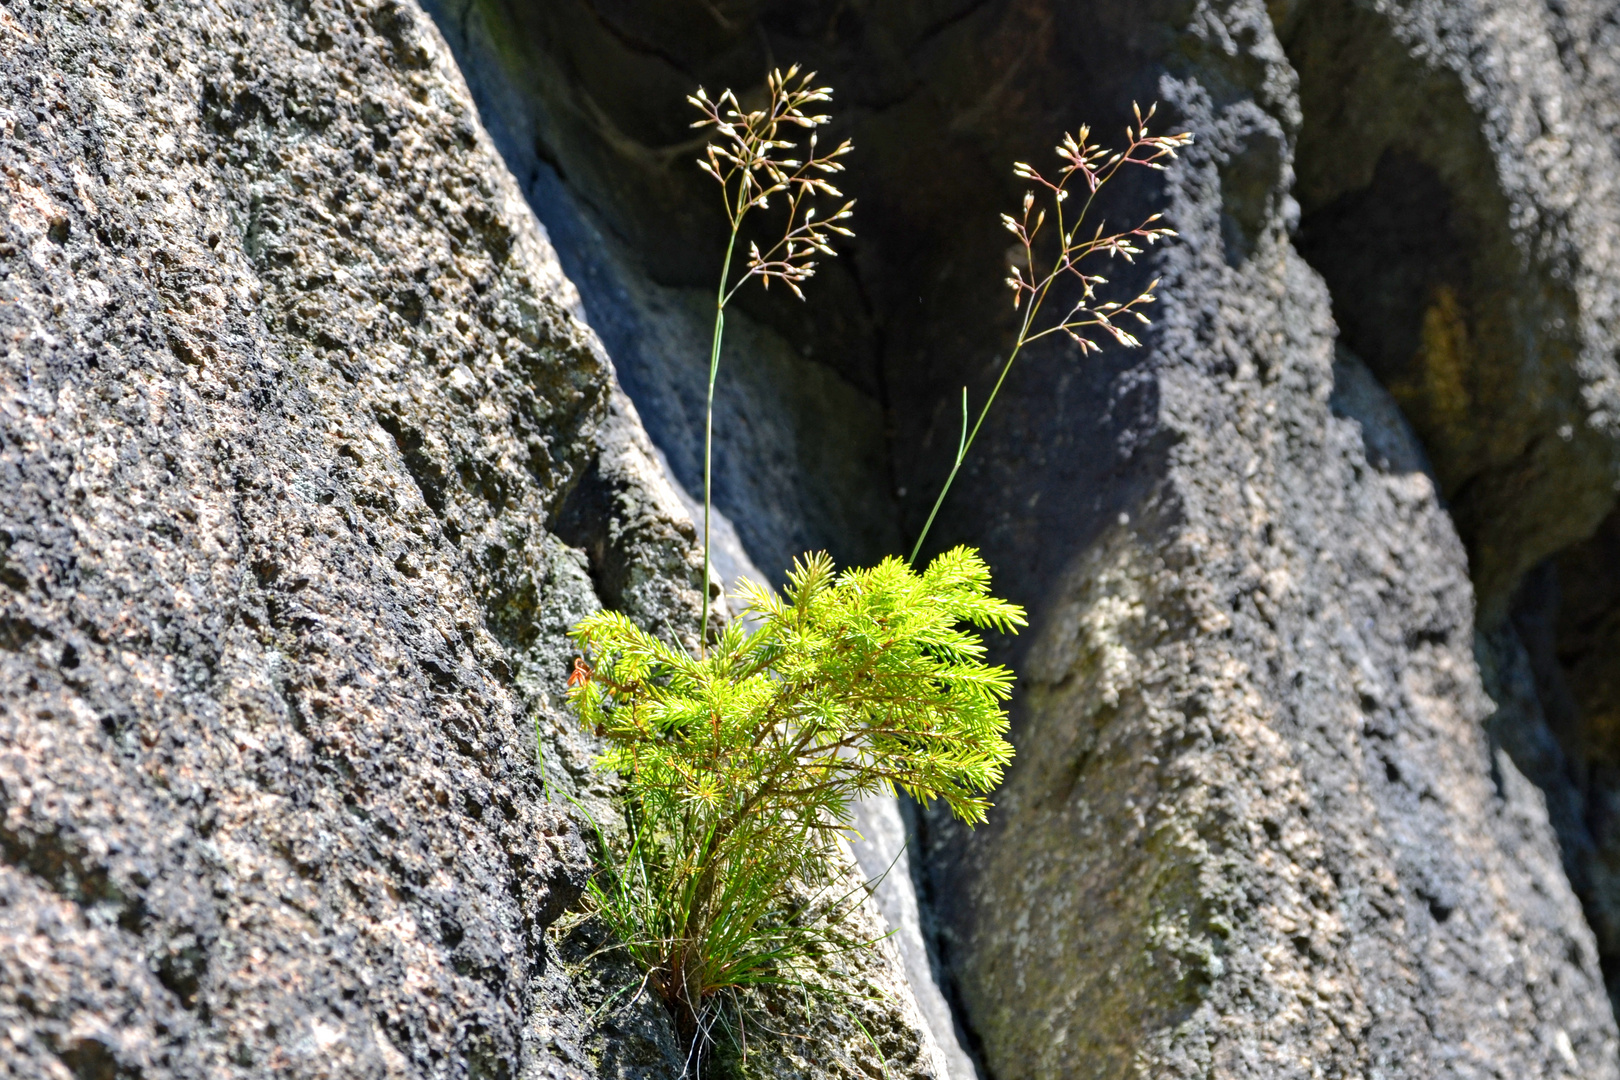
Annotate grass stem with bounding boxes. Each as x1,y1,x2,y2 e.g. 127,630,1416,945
701,225,740,657
908,301,1037,565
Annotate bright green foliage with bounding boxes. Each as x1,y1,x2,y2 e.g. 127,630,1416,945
567,547,1024,1033
554,62,1186,1068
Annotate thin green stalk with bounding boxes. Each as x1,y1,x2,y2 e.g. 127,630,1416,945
908,292,1041,565
702,227,741,656
906,113,1190,565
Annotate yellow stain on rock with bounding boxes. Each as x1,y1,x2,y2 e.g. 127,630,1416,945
1392,283,1475,476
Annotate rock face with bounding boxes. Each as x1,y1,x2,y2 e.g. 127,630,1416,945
0,1,945,1078
425,0,1620,1077
10,1,1620,1080
1280,0,1620,1030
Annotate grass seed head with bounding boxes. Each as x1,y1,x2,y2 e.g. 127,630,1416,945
690,66,857,302
1000,103,1192,355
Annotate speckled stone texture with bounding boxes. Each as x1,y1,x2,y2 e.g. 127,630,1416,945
0,1,946,1078
925,2,1620,1075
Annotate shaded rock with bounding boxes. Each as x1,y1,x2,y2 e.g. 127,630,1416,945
1284,0,1620,1033
1487,510,1620,1010
426,0,902,586
1283,0,1620,615
849,794,983,1080
920,1,1620,1071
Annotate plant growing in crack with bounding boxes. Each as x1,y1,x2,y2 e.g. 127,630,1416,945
569,547,1023,1061
561,70,1190,1074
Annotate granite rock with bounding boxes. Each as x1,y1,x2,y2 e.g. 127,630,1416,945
0,0,942,1077
12,0,1620,1077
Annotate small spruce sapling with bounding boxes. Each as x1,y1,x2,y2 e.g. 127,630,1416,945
563,68,1191,1065
569,548,1023,1048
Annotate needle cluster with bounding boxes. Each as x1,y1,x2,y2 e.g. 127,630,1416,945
690,65,855,300
568,548,1023,1049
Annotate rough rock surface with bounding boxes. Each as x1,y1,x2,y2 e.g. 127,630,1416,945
1494,505,1620,1009
923,2,1620,1075
0,1,945,1078
14,0,1620,1078
1280,0,1620,1026
423,0,1620,1077
1283,0,1620,617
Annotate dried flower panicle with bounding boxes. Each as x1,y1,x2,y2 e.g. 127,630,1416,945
1002,103,1193,353
689,65,855,300
907,104,1192,564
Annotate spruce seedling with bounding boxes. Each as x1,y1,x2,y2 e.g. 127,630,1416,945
569,547,1023,1050
561,73,1189,1073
